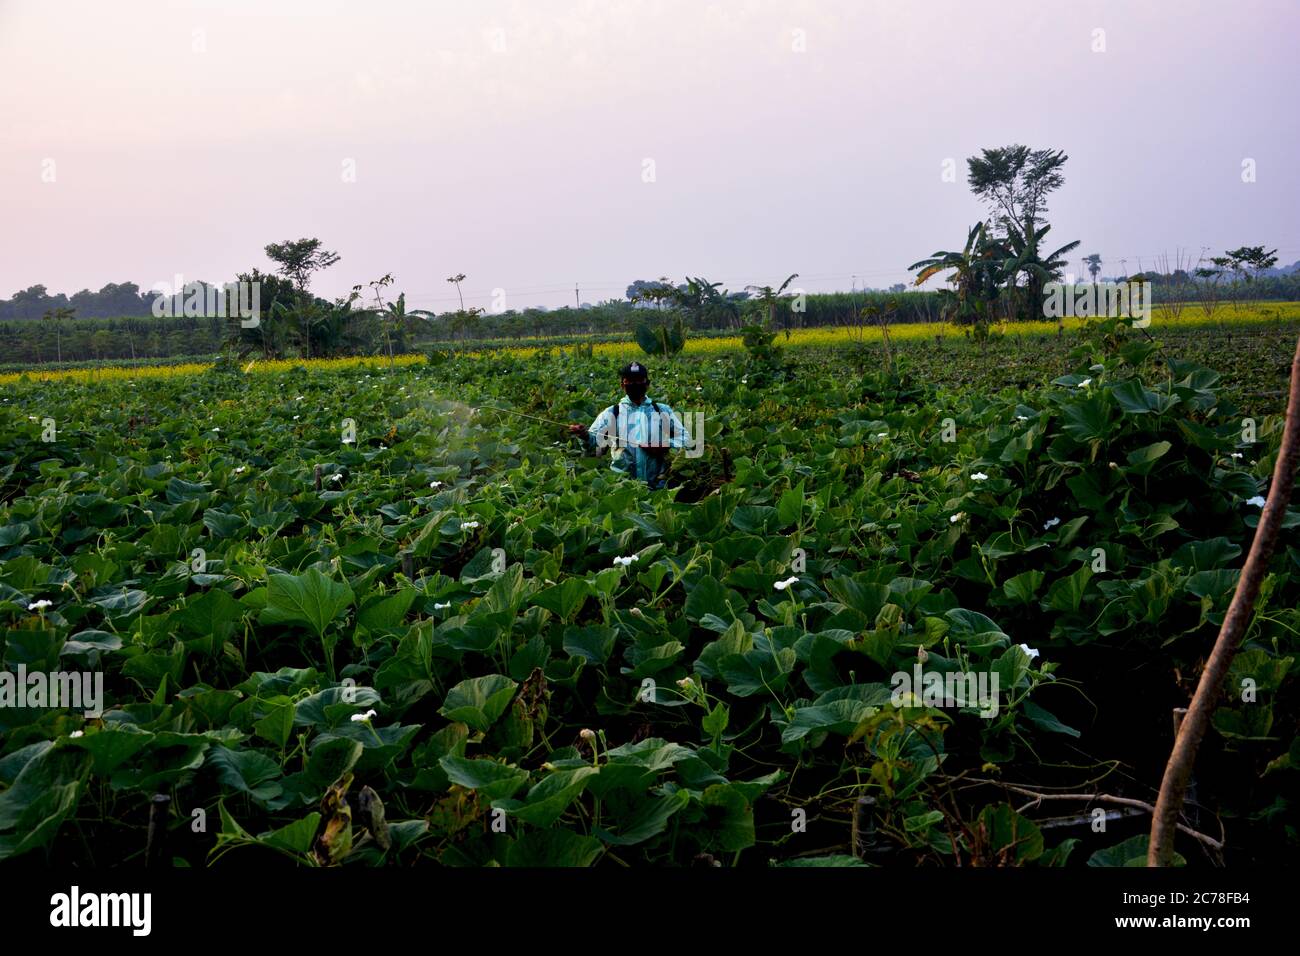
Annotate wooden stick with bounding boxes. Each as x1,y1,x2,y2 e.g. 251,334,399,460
1149,333,1300,865
145,793,171,867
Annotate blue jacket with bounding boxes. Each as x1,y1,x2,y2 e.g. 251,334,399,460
585,395,690,489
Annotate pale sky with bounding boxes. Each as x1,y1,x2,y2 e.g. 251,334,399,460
2,0,1297,312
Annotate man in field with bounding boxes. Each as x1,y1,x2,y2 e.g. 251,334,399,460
568,362,691,490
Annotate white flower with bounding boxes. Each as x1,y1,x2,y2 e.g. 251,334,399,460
1017,643,1041,660
329,473,343,482
27,415,37,421
350,709,377,723
1015,415,1029,422
234,466,246,474
1043,517,1061,530
1078,378,1092,387
971,472,989,481
295,395,304,401
613,555,638,567
433,602,451,610
677,677,695,689
696,386,703,391
950,513,964,524
293,415,300,420
210,426,221,432
28,599,53,611
429,480,443,489
460,520,480,530
774,575,800,590
1246,495,1267,508
1230,453,1243,459
579,728,596,741
69,730,84,738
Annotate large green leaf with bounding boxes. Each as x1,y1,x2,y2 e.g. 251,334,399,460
1088,834,1183,867
439,756,529,801
260,569,354,638
208,746,284,803
439,675,518,732
530,579,590,623
506,828,604,866
0,745,90,861
497,766,598,827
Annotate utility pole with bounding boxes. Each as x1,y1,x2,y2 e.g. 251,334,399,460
575,283,580,308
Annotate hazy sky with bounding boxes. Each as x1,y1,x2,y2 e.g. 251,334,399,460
2,0,1297,312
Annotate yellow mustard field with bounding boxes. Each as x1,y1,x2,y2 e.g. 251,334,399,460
4,302,1297,385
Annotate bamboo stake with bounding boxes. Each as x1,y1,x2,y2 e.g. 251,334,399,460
1148,333,1300,865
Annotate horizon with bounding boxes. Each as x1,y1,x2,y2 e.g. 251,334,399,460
3,0,1299,313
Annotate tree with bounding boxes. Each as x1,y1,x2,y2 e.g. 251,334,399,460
967,145,1068,238
42,306,75,363
446,273,466,311
626,278,677,310
744,274,800,332
264,238,341,293
1221,245,1279,309
229,268,300,358
675,276,742,329
1001,217,1081,321
1085,253,1102,283
90,329,112,361
626,276,678,312
909,222,1006,328
364,274,435,364
263,238,341,359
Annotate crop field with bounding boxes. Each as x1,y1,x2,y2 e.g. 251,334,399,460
1,314,1297,868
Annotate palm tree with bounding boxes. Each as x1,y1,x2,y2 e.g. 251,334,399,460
446,273,466,311
1084,253,1102,283
42,306,75,364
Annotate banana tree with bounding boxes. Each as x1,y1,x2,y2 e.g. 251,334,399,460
744,273,799,334
909,223,1004,325
1000,217,1080,321
362,275,437,364
674,276,742,330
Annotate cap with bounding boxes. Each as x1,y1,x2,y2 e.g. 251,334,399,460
619,361,649,379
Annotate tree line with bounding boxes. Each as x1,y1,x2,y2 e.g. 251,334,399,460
3,177,1296,368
